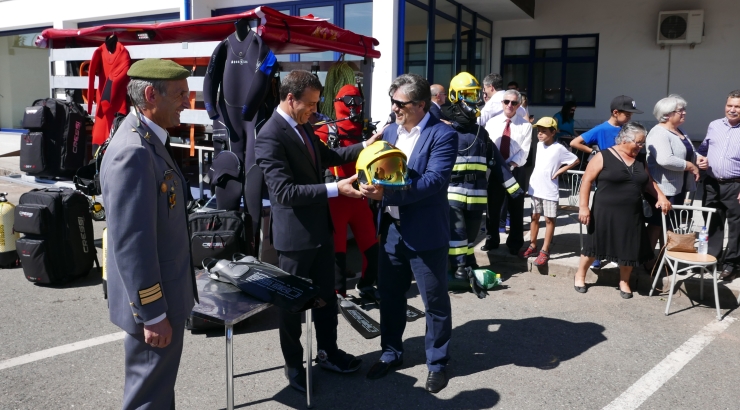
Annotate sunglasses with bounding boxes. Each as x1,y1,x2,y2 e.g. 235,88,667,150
335,95,364,107
502,100,520,106
390,98,416,109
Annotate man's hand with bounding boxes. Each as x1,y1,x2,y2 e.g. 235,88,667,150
338,175,362,199
697,155,708,170
144,317,172,349
509,162,519,170
686,161,701,181
359,182,384,201
364,124,388,146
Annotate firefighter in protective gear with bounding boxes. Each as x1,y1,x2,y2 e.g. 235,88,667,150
443,72,523,280
315,85,379,297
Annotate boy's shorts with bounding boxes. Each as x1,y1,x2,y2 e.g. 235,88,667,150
531,196,557,218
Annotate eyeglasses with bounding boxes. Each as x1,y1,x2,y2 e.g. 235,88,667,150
335,95,364,107
673,108,686,114
390,98,416,109
633,141,646,147
502,100,520,106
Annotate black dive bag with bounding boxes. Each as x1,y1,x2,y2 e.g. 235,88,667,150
204,255,322,313
14,188,96,284
188,210,253,267
20,99,89,177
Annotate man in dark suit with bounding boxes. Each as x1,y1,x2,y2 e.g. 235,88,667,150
101,59,198,409
430,83,445,120
255,70,376,392
360,73,458,393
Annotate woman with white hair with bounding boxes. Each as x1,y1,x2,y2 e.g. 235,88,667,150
645,95,700,262
573,123,671,298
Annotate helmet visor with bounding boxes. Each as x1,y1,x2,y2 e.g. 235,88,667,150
460,89,481,104
369,156,410,187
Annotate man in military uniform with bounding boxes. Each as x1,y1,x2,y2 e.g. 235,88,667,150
100,59,198,409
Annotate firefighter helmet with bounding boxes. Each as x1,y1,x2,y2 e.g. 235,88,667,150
356,141,411,188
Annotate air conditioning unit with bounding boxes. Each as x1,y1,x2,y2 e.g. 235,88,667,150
657,10,704,45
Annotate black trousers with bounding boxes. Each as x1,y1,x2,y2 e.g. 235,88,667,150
277,241,338,367
486,167,525,250
702,177,740,271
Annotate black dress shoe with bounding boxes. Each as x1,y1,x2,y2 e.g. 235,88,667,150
480,241,499,252
284,365,307,393
425,370,448,393
366,358,403,380
720,270,737,282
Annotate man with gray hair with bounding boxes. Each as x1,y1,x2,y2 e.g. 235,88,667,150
430,83,445,120
478,73,527,126
360,73,457,393
697,90,740,282
482,89,532,254
100,58,198,409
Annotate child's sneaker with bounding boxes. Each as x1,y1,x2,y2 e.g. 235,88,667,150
534,250,550,266
519,245,538,259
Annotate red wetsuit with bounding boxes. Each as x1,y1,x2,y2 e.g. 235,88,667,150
315,85,378,292
87,42,131,145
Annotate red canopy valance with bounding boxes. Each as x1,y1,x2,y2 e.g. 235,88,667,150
36,6,380,59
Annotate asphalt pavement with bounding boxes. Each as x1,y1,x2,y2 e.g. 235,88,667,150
1,176,739,410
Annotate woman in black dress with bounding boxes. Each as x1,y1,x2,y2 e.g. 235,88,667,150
573,123,672,298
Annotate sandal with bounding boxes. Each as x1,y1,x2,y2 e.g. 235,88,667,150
519,245,538,259
534,250,550,266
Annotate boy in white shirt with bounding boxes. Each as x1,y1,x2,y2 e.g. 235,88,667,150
520,117,580,266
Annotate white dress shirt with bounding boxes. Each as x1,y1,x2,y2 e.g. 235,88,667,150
275,106,338,198
485,113,533,168
386,112,431,219
477,90,528,127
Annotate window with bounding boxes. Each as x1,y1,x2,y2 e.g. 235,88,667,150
404,1,428,76
500,34,599,106
299,5,335,62
343,2,373,61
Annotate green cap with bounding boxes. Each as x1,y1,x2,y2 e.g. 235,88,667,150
127,59,190,80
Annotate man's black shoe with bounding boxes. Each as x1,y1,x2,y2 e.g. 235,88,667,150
316,349,362,373
480,241,499,252
366,358,403,380
425,370,448,393
454,266,468,280
720,270,737,282
284,365,307,393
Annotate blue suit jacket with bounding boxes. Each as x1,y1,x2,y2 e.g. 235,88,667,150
381,114,458,251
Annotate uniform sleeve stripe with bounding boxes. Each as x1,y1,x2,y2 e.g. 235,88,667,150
140,291,163,305
138,283,162,298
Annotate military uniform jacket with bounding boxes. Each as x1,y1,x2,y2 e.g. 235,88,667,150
448,124,489,211
100,112,197,334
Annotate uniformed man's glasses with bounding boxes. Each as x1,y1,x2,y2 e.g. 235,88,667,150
335,95,364,107
390,98,416,109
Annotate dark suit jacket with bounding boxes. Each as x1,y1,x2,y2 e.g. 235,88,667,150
255,112,363,252
381,114,458,251
430,103,443,120
101,113,197,334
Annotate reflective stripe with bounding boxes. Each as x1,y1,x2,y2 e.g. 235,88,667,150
448,193,487,204
453,163,487,172
466,247,475,255
506,183,522,195
448,246,469,255
449,239,468,247
448,186,487,196
455,155,487,164
504,177,517,187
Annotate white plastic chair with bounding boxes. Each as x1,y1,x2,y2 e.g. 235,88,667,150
648,205,721,320
558,170,587,251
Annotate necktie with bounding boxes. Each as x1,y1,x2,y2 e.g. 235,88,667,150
500,119,512,160
295,124,317,166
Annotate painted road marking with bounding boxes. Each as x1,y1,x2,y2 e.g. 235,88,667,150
603,317,735,410
0,332,126,371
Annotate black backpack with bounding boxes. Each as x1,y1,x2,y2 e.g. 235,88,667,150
20,99,90,177
74,113,127,196
188,210,253,267
14,187,97,284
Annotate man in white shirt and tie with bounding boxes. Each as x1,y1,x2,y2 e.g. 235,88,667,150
478,73,528,127
481,89,532,254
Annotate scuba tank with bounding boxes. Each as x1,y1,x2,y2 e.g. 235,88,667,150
0,193,20,268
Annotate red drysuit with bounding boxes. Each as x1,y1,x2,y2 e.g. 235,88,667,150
315,84,378,295
87,41,131,145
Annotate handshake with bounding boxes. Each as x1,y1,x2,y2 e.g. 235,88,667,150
338,175,384,201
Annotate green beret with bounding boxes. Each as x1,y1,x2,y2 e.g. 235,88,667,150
127,59,190,80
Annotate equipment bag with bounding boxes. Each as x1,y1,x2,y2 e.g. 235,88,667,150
0,193,21,269
24,99,89,177
204,255,323,313
188,210,253,267
75,112,127,196
19,132,46,175
14,187,96,284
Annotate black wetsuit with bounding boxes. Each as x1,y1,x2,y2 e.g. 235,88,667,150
203,29,278,212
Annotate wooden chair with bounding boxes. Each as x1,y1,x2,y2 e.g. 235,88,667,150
648,205,722,320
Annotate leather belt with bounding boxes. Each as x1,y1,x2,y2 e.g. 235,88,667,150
715,177,740,184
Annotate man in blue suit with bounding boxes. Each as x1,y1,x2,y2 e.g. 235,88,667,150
360,73,458,393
